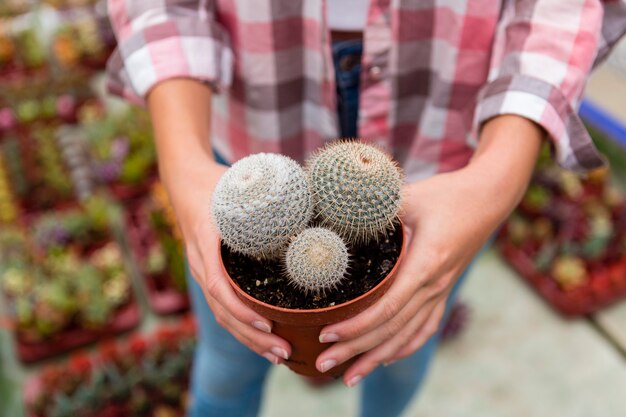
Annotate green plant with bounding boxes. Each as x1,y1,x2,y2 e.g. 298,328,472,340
306,141,403,243
85,107,157,187
148,210,186,291
16,28,45,69
33,127,73,196
212,153,313,259
32,196,111,251
0,151,18,223
1,138,27,196
551,255,587,290
521,184,551,213
285,227,349,294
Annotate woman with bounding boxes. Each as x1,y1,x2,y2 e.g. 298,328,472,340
106,1,626,416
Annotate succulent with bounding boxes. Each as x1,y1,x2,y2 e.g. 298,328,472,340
79,295,115,329
0,151,18,224
603,185,625,209
285,227,349,294
16,99,41,124
522,184,551,213
84,108,156,187
53,28,80,68
212,153,313,258
57,128,94,202
557,171,584,200
0,33,15,66
0,108,16,131
90,242,123,270
306,141,403,243
530,218,554,241
551,256,587,290
582,215,613,259
151,181,181,239
506,215,530,246
16,29,45,69
33,127,73,196
75,17,104,57
145,242,167,275
1,266,34,296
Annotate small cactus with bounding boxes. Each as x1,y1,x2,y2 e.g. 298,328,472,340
285,227,349,294
212,153,313,259
306,141,403,243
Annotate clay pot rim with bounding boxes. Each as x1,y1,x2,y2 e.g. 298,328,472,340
221,222,406,315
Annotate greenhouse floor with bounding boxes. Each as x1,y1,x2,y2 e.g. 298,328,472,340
2,247,626,417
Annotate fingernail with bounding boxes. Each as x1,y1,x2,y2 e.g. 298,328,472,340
253,321,271,333
271,346,289,360
347,375,362,388
319,333,339,343
262,352,279,365
319,359,336,373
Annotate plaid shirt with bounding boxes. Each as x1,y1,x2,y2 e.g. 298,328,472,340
107,0,626,180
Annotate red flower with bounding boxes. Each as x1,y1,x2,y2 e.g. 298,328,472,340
99,339,120,363
128,334,148,358
69,352,92,377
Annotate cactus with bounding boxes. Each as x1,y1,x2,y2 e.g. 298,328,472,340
285,227,349,294
306,141,403,243
212,153,313,259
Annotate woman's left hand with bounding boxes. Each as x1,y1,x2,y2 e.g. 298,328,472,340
315,115,544,387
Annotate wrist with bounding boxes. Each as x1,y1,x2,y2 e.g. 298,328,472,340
466,115,543,212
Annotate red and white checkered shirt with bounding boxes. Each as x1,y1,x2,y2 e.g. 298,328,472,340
107,0,626,181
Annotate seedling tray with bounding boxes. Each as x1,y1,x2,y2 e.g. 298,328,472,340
498,238,626,317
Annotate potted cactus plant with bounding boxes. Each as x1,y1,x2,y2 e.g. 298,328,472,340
212,141,405,377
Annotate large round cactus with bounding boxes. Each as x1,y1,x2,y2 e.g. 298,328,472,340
285,227,349,294
212,153,313,259
306,141,403,243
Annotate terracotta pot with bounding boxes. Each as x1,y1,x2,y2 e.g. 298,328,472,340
222,224,405,378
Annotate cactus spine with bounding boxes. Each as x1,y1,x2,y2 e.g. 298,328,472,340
307,141,403,243
285,227,349,294
212,153,313,259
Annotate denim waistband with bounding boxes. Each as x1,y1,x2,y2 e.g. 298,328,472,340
332,39,363,138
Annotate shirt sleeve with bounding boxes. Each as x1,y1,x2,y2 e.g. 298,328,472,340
474,0,626,172
105,0,233,105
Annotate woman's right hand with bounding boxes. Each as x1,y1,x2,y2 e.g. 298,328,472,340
147,79,291,365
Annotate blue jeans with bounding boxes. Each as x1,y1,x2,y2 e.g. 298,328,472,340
187,40,472,417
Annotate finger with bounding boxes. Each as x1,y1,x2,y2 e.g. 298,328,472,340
188,246,291,359
319,238,447,345
206,293,291,363
391,299,447,362
316,285,436,372
193,237,276,337
338,297,441,386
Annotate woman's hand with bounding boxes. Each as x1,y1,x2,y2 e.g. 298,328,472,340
316,115,544,386
147,79,291,365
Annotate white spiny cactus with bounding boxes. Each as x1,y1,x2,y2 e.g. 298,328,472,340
306,141,403,243
211,153,313,259
285,227,349,294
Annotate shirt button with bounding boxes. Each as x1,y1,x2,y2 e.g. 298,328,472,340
369,65,383,80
